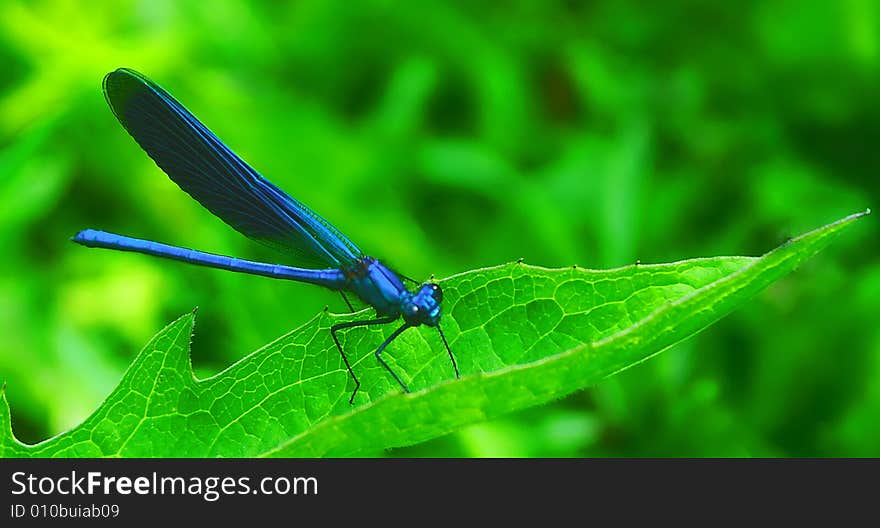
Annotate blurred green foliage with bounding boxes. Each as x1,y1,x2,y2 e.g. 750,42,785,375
0,0,876,456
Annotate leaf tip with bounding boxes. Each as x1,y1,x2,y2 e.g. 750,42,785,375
832,209,872,229
846,208,871,221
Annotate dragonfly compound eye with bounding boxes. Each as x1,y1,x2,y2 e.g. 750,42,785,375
419,283,442,303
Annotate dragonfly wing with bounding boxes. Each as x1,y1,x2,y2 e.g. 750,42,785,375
103,68,362,268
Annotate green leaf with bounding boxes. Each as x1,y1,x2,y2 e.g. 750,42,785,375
0,211,868,457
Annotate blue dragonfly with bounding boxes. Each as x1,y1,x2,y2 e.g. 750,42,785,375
73,68,459,404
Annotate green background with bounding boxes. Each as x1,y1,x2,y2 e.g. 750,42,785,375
0,1,877,456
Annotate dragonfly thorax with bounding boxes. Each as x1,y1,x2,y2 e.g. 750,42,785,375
401,283,443,327
345,257,442,327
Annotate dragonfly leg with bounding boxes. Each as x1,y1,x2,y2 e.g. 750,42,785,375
437,325,460,379
374,323,412,394
331,315,397,404
399,274,420,286
339,292,355,313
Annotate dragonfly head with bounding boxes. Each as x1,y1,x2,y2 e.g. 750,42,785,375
402,283,443,327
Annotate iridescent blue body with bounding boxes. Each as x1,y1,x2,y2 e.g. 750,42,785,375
73,68,457,403
74,228,441,325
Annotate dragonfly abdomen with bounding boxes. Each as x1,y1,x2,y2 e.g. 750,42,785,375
73,229,347,288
